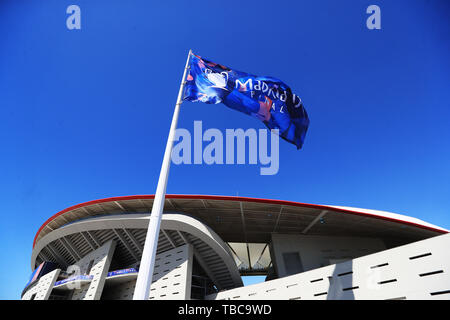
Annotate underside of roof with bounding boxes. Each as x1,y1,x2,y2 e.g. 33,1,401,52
32,213,244,290
34,195,447,250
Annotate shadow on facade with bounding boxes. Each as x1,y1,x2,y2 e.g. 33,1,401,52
327,259,355,300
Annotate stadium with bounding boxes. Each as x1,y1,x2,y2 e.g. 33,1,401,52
22,194,450,300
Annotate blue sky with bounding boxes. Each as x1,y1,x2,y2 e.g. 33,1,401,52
0,0,449,299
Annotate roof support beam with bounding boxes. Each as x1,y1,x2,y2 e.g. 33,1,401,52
86,231,101,248
239,202,252,270
64,236,83,260
302,210,328,234
138,199,151,211
167,198,179,210
97,203,107,213
177,230,188,244
226,243,246,270
59,214,70,224
161,229,177,248
80,232,97,251
114,201,127,212
254,244,268,268
59,237,80,262
40,248,56,267
38,250,51,263
47,243,68,267
113,229,140,262
123,229,143,253
272,205,284,233
176,231,223,290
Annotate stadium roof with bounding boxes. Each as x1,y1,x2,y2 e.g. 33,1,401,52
34,194,448,250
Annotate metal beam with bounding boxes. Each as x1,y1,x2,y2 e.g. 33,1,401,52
123,229,143,253
59,214,70,224
138,199,151,211
302,210,328,234
167,198,178,210
59,237,80,262
46,243,67,267
64,236,83,260
80,232,97,251
254,244,268,268
161,229,177,248
86,231,101,248
114,201,127,212
176,231,223,290
225,243,244,269
97,203,107,213
38,250,51,262
272,205,284,233
113,229,139,262
177,230,188,244
239,202,252,270
44,246,58,262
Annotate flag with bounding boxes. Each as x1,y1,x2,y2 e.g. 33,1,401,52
183,53,310,149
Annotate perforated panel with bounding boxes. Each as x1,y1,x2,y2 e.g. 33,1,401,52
101,244,193,300
22,269,60,300
71,240,116,300
149,244,193,300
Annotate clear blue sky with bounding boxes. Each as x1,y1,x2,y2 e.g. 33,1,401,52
0,0,449,299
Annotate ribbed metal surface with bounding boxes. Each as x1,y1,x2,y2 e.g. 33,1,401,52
35,196,444,248
36,226,239,290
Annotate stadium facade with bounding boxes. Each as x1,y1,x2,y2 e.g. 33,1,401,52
22,195,450,300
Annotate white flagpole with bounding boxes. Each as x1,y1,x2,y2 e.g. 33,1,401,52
133,49,192,300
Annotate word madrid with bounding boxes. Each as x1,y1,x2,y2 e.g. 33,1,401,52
171,121,279,175
235,78,304,107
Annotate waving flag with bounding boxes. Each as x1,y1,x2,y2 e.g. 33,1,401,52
183,53,309,149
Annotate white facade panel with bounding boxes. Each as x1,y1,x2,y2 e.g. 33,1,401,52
207,233,450,300
149,244,193,300
101,244,194,300
22,269,60,300
71,240,116,300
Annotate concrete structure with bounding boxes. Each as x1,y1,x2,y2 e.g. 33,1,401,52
22,195,450,300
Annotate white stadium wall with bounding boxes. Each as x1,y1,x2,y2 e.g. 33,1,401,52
149,243,194,300
71,240,117,300
25,242,195,300
22,269,61,300
207,233,450,300
102,244,194,300
23,195,450,300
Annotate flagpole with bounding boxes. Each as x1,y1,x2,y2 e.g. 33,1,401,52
133,49,192,300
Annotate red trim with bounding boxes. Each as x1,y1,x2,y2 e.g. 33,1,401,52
33,194,448,248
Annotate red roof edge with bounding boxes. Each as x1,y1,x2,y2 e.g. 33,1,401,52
33,194,448,248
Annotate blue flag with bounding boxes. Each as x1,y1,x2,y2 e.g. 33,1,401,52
183,53,309,149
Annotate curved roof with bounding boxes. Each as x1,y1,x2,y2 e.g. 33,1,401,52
34,195,448,250
32,213,243,290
